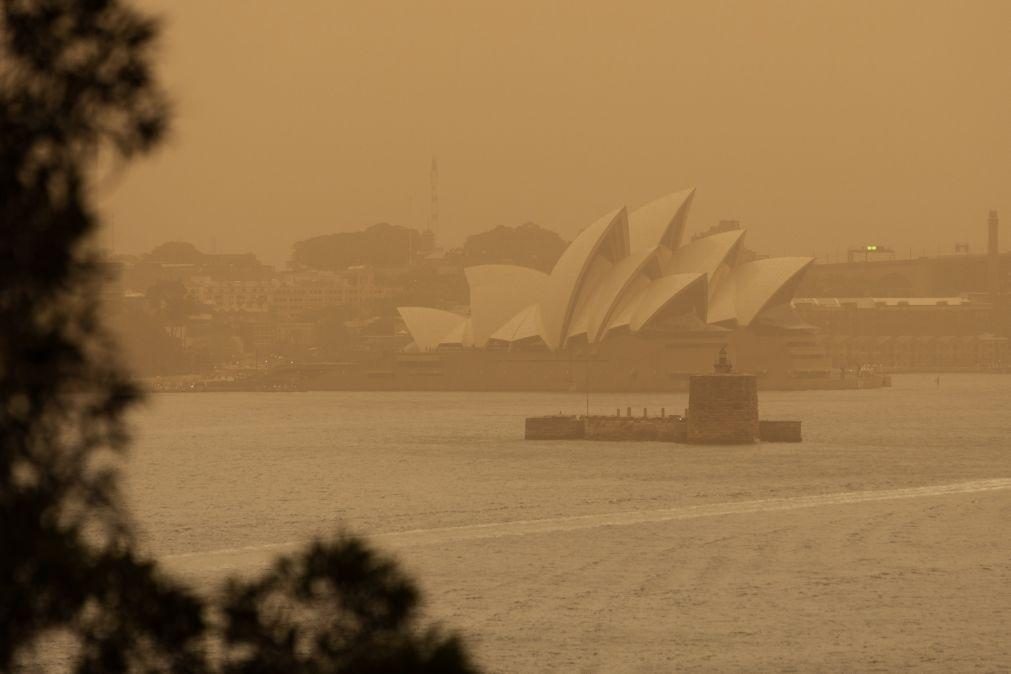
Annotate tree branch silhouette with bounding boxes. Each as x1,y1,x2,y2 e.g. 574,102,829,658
1,2,477,671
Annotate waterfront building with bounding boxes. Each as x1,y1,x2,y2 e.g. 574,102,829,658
185,267,392,318
793,212,1008,371
794,296,1008,370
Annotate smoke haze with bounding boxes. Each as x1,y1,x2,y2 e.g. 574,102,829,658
107,0,1011,264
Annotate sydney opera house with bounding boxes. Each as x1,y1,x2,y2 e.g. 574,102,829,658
391,189,831,391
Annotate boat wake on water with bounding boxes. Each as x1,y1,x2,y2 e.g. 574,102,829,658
164,477,1011,577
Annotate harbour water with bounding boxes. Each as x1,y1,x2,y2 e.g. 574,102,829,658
125,374,1011,671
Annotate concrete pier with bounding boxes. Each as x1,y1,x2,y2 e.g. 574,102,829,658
524,414,689,442
524,348,802,445
585,415,686,442
524,415,584,440
523,414,802,444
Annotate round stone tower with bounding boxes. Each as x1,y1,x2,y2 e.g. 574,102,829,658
686,348,759,444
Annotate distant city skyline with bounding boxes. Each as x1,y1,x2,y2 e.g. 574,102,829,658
112,213,1004,271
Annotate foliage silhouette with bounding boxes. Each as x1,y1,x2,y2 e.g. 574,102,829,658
0,0,206,667
291,223,423,271
0,1,478,671
220,535,473,674
460,222,567,272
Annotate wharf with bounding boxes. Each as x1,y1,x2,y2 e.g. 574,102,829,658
525,350,802,445
525,413,801,444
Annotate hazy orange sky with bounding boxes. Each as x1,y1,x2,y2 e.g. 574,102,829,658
103,0,1010,266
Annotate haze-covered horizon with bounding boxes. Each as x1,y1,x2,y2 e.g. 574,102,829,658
104,0,1010,266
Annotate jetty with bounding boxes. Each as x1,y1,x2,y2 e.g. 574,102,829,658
525,349,802,444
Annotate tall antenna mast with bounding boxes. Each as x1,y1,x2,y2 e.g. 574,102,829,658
428,156,439,246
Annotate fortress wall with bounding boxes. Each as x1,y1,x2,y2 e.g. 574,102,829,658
687,374,759,444
524,415,584,440
584,415,686,442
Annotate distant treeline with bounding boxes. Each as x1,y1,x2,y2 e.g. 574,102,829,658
460,222,567,272
291,222,568,273
292,223,422,270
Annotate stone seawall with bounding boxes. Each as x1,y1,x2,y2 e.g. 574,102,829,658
687,374,759,444
524,415,689,441
584,416,687,442
525,415,585,440
759,420,802,442
525,374,801,445
525,414,800,444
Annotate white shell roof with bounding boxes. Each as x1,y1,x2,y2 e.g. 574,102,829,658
753,302,816,330
540,207,629,350
565,253,620,341
398,307,468,351
465,265,548,347
708,257,814,326
489,303,543,344
439,317,474,347
660,229,744,280
628,188,695,252
583,247,660,343
707,278,737,325
626,272,708,332
397,188,814,352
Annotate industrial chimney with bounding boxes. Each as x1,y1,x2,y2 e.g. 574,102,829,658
988,210,1000,332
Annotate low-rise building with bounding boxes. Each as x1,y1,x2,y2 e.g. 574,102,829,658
793,296,1008,370
185,266,394,318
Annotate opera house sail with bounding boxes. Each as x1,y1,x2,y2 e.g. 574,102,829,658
394,189,830,391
